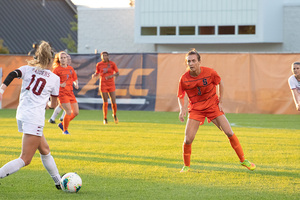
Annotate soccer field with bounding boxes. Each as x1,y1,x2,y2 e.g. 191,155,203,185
0,109,299,199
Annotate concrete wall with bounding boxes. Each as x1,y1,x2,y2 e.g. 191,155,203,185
77,3,300,54
77,7,155,53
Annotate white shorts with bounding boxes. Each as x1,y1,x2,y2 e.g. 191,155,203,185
17,120,44,137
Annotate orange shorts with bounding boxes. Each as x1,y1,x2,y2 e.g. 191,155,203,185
58,91,77,104
189,104,224,125
100,86,115,93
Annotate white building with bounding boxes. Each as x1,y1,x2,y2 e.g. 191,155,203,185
78,0,300,53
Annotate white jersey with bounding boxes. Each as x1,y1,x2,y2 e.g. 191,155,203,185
16,65,60,126
288,75,300,93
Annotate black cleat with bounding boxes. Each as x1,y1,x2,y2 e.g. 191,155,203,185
55,184,61,190
103,118,108,125
48,119,56,124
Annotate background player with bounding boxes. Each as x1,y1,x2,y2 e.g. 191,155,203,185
288,62,300,111
0,41,62,189
92,51,119,124
48,54,74,123
53,51,79,134
178,49,256,172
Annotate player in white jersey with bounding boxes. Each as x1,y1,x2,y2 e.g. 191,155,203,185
0,41,62,190
288,62,300,111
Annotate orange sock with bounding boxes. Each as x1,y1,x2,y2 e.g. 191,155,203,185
112,103,117,116
228,134,245,162
70,113,76,121
183,143,192,167
103,102,108,119
63,114,71,131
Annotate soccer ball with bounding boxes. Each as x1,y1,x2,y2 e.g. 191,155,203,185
60,172,82,193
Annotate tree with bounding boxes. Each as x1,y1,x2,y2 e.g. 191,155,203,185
61,15,77,53
0,39,9,54
61,34,77,53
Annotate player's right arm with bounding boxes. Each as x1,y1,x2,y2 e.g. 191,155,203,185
178,96,188,122
0,69,22,101
178,80,188,122
92,63,101,78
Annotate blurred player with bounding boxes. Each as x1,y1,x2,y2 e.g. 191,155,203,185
0,41,62,189
92,51,119,124
178,49,256,172
53,52,79,134
48,54,73,124
288,62,300,111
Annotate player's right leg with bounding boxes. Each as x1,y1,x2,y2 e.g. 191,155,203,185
180,118,200,172
0,129,40,179
101,92,109,124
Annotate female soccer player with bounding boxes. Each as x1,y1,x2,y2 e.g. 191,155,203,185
92,51,119,124
178,49,256,172
48,54,73,124
0,41,62,189
288,62,300,111
53,52,79,134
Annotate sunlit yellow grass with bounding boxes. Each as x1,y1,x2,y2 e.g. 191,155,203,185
0,110,299,199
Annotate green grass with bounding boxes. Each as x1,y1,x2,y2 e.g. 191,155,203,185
0,109,299,199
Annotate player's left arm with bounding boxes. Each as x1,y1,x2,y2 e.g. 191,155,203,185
106,63,119,80
73,80,79,89
72,68,79,89
290,88,300,111
217,80,224,112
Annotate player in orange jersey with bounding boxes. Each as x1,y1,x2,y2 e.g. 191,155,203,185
53,52,79,134
177,49,256,172
92,51,119,124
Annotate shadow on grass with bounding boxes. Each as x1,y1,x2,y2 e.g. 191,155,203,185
0,169,298,200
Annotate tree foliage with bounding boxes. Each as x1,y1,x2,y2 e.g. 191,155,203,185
61,15,77,53
0,39,9,54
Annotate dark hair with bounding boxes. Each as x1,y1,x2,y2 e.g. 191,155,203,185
27,41,53,69
186,49,201,61
101,51,109,56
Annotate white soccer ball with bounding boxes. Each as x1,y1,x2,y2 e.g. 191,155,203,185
60,172,82,193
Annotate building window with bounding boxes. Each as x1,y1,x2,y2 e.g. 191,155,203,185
141,27,157,35
160,27,176,35
218,26,235,35
179,26,195,35
199,26,215,35
238,25,255,34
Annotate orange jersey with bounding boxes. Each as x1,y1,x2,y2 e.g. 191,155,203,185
95,60,118,89
53,65,77,94
178,66,221,111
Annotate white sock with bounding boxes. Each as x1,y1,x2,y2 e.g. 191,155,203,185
51,106,62,121
40,153,61,184
59,111,65,121
0,158,25,178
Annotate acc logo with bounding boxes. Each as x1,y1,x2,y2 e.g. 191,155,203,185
78,68,154,96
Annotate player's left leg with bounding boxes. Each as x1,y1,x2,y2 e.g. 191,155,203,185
49,105,62,124
60,102,72,134
109,91,118,124
212,115,256,170
38,135,61,189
